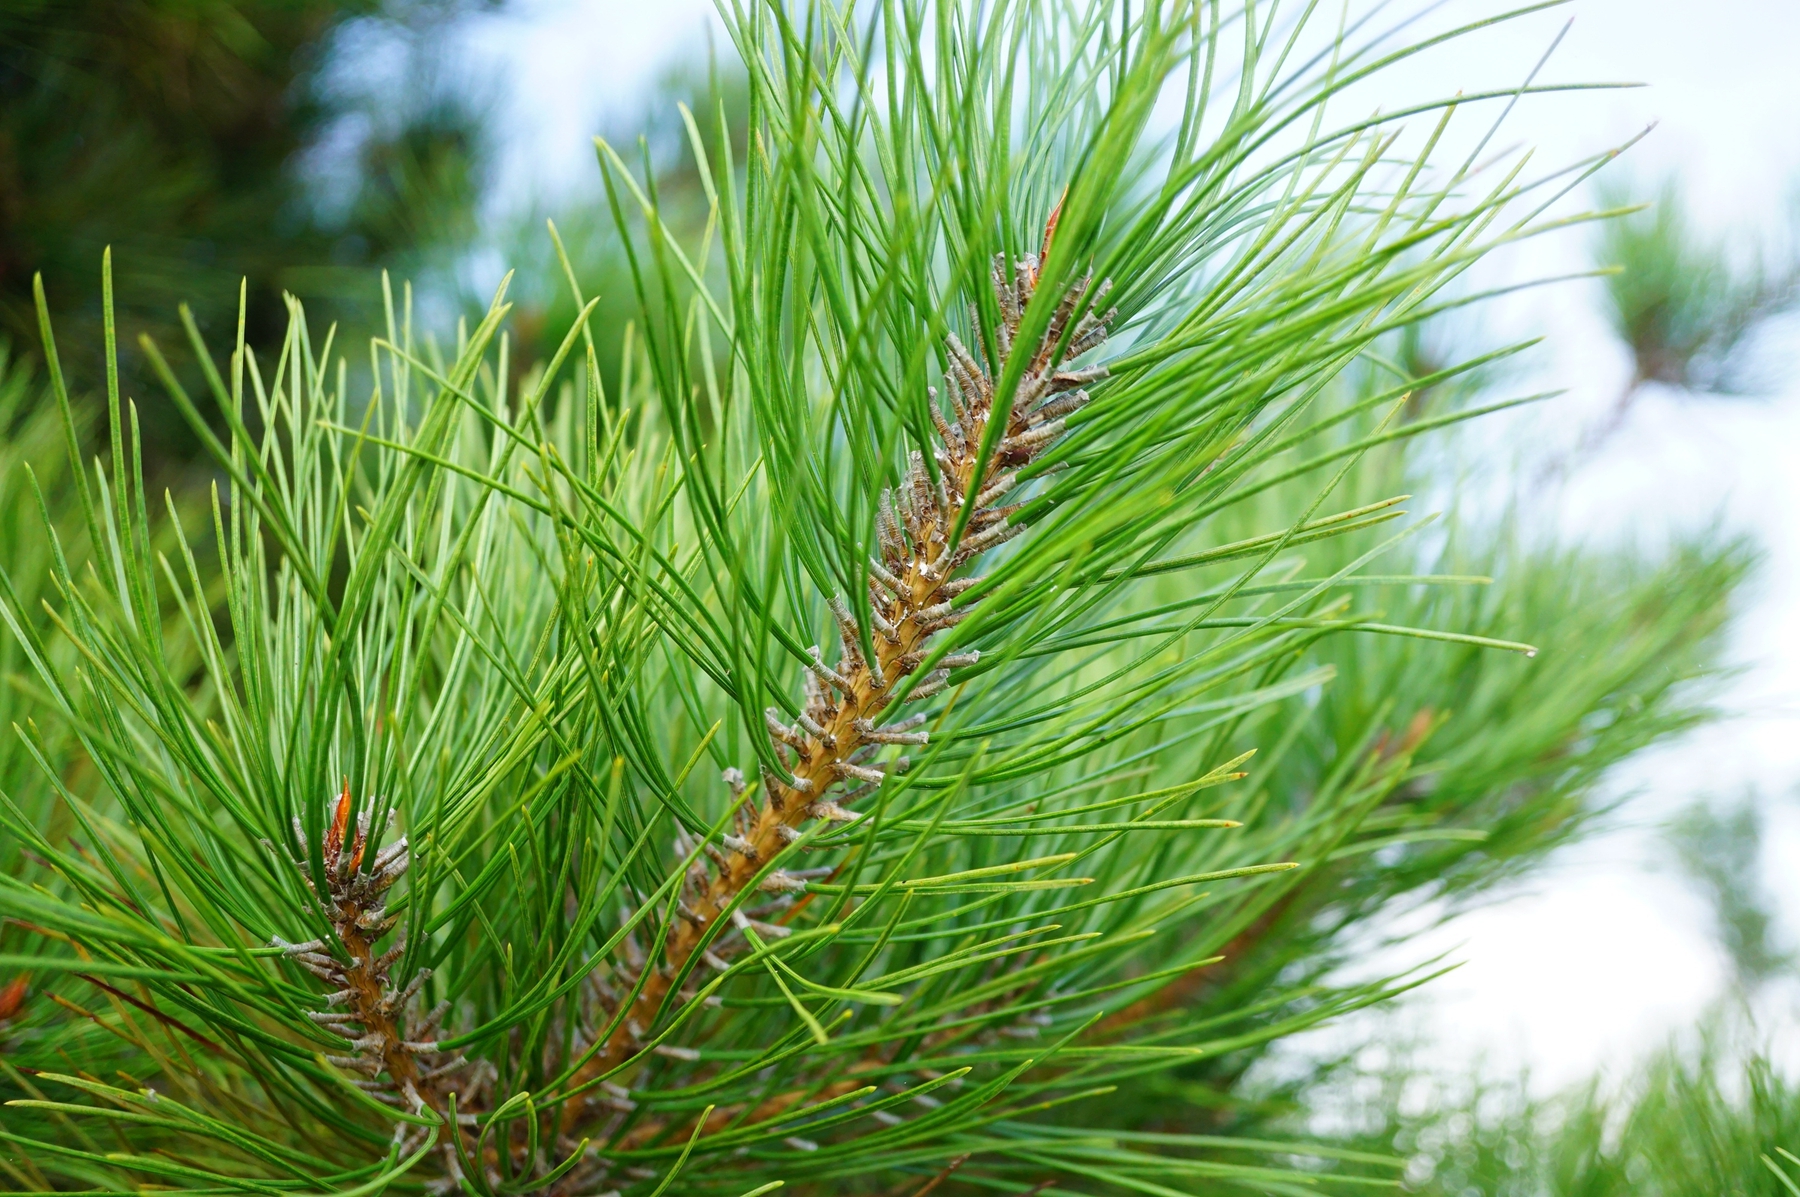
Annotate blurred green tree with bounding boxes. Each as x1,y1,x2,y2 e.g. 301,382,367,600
0,0,487,468
1598,177,1800,398
1572,173,1800,456
1670,794,1792,993
1327,1033,1800,1196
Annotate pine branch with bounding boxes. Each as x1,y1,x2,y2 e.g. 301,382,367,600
0,5,1756,1194
563,224,1115,1132
275,784,488,1187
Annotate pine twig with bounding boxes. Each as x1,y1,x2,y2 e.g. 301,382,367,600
561,219,1115,1134
276,783,488,1190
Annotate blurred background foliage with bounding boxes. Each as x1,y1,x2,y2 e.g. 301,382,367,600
1597,176,1800,399
1027,328,1756,1152
1319,1033,1800,1196
1565,173,1800,458
0,0,745,476
0,2,1796,1192
1670,792,1793,993
0,0,492,470
0,339,84,903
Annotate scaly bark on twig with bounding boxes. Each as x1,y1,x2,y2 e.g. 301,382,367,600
561,211,1114,1136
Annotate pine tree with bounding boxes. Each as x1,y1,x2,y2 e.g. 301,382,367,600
0,2,1748,1194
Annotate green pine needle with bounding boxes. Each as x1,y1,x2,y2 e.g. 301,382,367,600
0,3,1750,1196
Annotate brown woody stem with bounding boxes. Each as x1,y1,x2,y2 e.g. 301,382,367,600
558,230,1112,1145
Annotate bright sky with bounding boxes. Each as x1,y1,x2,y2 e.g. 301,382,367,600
440,0,1800,1092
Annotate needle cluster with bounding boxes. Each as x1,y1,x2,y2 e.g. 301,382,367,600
275,787,486,1187
564,229,1115,1124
